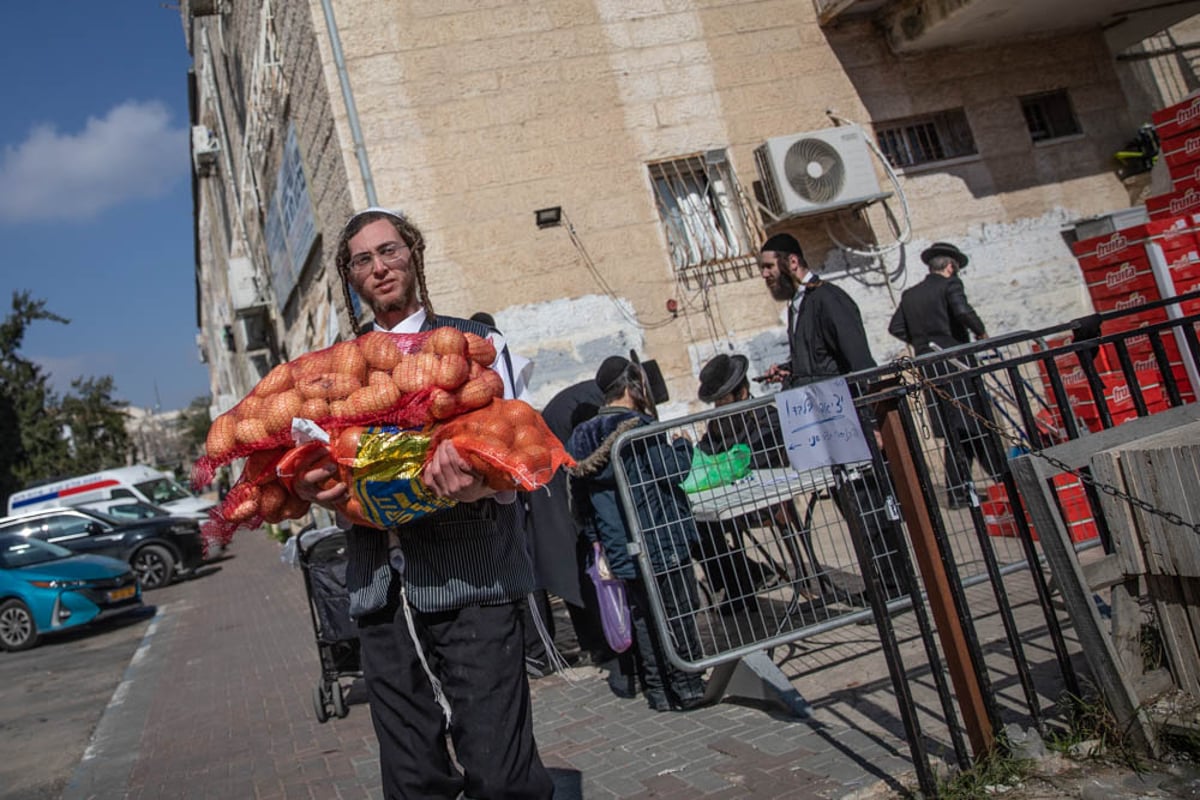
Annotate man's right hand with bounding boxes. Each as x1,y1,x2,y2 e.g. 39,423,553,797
290,445,349,509
760,364,790,385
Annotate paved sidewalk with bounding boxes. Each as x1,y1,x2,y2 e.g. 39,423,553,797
68,529,940,799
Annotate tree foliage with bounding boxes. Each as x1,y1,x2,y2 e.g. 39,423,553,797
0,291,134,506
59,376,131,474
176,395,212,459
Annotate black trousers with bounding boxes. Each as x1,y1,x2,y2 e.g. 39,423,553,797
620,572,705,707
357,578,553,800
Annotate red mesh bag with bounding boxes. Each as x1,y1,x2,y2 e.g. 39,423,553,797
192,327,502,489
428,398,575,491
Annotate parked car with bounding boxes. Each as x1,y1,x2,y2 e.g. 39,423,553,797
0,533,142,652
78,498,171,521
0,507,205,590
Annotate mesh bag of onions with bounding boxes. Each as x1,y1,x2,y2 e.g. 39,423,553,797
192,327,500,488
199,400,574,550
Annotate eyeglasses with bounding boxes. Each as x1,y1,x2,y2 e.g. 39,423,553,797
347,242,409,275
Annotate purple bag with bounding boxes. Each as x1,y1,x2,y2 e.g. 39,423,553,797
586,542,632,654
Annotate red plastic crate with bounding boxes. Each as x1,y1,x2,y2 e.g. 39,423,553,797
1153,95,1200,141
1161,129,1200,177
1147,188,1200,220
1072,226,1149,268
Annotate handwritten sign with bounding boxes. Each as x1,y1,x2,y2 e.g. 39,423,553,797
773,377,870,472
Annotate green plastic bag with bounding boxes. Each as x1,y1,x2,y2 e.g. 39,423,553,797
680,444,752,494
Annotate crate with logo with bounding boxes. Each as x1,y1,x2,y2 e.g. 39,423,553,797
1146,187,1200,220
1071,226,1149,270
983,475,1097,543
1153,94,1200,141
1161,128,1200,179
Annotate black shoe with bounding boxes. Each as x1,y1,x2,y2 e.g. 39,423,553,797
645,691,671,712
607,672,638,699
525,658,548,679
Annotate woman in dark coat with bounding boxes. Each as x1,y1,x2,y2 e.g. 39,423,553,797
567,356,706,712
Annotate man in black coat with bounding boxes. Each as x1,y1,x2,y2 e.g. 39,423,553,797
888,242,1000,508
527,379,612,666
759,233,907,602
692,353,782,613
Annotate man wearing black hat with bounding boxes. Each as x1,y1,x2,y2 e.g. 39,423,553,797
759,233,908,603
693,353,786,612
759,233,876,388
889,242,998,508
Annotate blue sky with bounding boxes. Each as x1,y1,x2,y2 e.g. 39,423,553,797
0,3,208,412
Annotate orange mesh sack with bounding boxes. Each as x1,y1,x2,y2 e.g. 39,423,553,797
200,446,310,553
428,398,576,492
192,327,503,489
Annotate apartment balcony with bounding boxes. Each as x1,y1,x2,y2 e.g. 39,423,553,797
817,0,1200,53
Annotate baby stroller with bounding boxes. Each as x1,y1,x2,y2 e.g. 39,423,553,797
296,526,361,722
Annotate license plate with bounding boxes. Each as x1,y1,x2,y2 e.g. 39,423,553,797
107,585,136,602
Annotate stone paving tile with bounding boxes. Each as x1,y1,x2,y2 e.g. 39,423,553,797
82,527,1084,799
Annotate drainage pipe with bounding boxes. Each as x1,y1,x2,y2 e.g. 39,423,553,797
319,0,377,206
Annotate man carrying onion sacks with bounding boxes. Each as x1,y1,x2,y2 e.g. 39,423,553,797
291,208,553,799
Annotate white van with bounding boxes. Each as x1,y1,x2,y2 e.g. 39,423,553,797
6,465,215,520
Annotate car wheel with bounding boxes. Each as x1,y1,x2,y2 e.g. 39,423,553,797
133,544,175,590
313,684,330,723
0,599,40,652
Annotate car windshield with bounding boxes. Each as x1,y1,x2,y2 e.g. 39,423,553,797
0,533,73,569
134,476,193,505
103,501,168,520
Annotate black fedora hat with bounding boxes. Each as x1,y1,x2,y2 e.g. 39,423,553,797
920,241,969,270
698,353,749,403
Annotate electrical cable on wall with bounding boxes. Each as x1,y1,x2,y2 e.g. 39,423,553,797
562,210,677,330
824,110,914,258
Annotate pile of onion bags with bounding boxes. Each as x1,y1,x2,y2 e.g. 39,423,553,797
194,327,502,548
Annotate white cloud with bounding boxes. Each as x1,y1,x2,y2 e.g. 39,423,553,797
0,101,188,223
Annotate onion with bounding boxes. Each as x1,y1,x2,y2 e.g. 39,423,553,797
256,363,294,395
206,414,238,460
330,341,368,383
429,388,458,420
358,331,403,370
258,482,288,523
262,390,303,435
297,373,362,400
464,332,497,366
436,354,470,390
347,382,401,416
392,353,440,393
299,397,330,420
235,417,269,445
423,327,467,357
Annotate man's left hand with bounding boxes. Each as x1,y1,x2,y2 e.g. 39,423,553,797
424,441,497,503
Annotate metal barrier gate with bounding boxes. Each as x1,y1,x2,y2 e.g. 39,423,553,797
609,291,1200,796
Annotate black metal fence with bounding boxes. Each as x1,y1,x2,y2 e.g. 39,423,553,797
610,290,1200,796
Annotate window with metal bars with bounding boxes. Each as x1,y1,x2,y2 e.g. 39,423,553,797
875,109,977,169
1020,90,1081,142
648,151,763,285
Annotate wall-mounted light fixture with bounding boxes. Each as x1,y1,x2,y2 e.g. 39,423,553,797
534,206,563,229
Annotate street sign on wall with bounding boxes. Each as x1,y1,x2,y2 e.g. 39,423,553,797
265,124,317,313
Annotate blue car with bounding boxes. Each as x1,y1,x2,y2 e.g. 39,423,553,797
0,532,142,652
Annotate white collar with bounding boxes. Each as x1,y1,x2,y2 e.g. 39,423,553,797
373,308,427,334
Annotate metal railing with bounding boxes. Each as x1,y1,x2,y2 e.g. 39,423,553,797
609,291,1200,796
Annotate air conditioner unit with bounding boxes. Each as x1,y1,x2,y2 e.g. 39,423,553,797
227,257,265,314
754,125,887,219
191,125,220,175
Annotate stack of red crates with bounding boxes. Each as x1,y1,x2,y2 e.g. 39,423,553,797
982,474,1098,543
1064,223,1185,430
1147,96,1200,219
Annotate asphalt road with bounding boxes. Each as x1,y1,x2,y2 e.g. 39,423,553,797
0,565,222,800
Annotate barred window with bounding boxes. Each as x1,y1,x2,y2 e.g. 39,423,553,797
1021,90,1081,142
648,151,763,286
875,109,977,169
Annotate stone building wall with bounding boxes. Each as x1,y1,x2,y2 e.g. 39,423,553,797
186,2,1178,415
